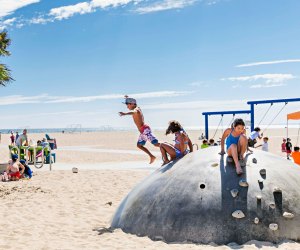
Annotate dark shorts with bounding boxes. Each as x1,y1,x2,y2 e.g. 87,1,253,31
248,138,257,147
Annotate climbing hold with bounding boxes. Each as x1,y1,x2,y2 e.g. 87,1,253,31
211,163,219,167
252,158,257,164
283,212,294,219
72,167,78,173
259,169,266,175
273,187,282,193
232,210,245,219
269,223,278,231
227,156,234,163
258,179,264,183
231,189,239,198
239,179,249,187
254,217,259,224
256,195,262,200
269,203,276,209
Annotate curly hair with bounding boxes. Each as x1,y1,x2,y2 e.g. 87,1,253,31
165,120,183,135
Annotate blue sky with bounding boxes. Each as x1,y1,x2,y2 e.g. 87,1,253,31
0,0,300,130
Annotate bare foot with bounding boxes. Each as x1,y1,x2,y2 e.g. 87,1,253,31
161,160,170,166
236,165,243,175
149,156,156,164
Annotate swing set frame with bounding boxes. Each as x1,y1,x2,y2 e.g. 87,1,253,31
202,98,300,140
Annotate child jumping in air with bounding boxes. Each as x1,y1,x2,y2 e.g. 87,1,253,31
119,95,160,164
219,118,248,175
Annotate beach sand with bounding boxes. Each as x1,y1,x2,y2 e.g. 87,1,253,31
0,129,299,249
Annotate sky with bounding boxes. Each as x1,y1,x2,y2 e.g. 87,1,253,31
0,0,300,130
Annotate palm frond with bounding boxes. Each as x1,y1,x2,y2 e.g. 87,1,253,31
0,31,11,57
0,63,14,86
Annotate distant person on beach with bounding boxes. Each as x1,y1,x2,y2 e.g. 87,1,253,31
291,146,300,165
10,131,15,145
199,133,205,140
219,118,247,175
286,138,292,160
16,129,29,147
209,138,218,146
160,121,193,166
7,154,25,181
255,137,269,152
281,138,287,152
201,139,209,149
119,96,160,164
248,127,263,148
15,131,19,142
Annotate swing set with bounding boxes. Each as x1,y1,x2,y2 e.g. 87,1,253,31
202,97,300,140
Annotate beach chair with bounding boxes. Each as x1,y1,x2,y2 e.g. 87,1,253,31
45,134,57,150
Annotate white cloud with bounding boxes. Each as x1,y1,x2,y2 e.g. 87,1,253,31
249,82,287,89
236,59,300,68
143,99,247,110
49,0,135,20
0,94,47,105
222,74,296,87
0,0,39,18
47,91,193,103
135,0,197,14
49,2,94,20
0,17,17,30
0,91,193,105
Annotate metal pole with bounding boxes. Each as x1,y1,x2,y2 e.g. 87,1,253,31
250,103,255,131
205,114,209,140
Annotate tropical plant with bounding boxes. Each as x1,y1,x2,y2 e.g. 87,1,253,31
0,30,13,86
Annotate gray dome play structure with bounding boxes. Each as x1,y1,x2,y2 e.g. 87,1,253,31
111,147,300,244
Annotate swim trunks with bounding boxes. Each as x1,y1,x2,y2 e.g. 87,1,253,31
137,125,158,145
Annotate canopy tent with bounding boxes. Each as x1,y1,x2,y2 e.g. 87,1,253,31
287,111,300,120
287,111,300,146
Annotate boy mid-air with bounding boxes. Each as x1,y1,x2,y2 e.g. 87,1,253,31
119,96,160,164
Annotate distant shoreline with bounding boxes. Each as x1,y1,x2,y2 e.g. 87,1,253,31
0,124,299,134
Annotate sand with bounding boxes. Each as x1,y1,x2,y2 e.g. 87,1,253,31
0,129,299,249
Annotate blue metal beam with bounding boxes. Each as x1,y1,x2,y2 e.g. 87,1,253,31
202,110,251,116
247,98,300,131
247,98,300,105
202,110,251,139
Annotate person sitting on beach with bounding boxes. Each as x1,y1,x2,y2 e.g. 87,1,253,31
119,95,160,164
19,159,33,178
219,118,247,175
160,121,193,166
248,127,263,148
281,138,287,152
291,146,300,165
7,154,25,181
255,137,269,152
209,138,218,146
201,139,209,149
